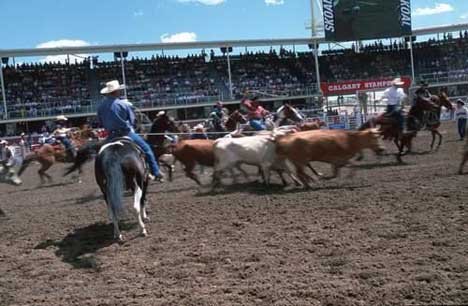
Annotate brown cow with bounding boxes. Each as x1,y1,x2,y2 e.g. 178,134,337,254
171,139,216,185
172,137,302,187
276,129,384,187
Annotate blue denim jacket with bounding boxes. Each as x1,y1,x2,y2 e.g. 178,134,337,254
97,97,135,136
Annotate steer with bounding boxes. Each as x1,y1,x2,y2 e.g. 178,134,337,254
276,129,384,187
171,139,216,185
212,132,295,187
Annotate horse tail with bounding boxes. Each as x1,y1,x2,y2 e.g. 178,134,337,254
103,153,125,218
17,153,37,176
64,141,100,176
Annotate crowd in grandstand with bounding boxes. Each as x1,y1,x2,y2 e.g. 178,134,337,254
2,31,468,120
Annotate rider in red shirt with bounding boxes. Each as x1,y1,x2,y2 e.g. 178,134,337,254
241,97,269,130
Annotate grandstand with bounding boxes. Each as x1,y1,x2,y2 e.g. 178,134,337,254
1,23,468,135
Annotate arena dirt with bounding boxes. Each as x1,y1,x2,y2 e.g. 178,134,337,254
0,122,467,306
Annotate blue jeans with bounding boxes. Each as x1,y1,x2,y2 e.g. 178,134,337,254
458,118,467,139
109,131,160,176
249,119,266,131
386,105,404,130
57,136,73,150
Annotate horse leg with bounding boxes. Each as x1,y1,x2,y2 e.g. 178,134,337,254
110,204,122,241
394,139,403,163
430,130,436,151
76,167,83,184
165,163,174,182
141,178,150,222
133,180,147,237
435,130,443,150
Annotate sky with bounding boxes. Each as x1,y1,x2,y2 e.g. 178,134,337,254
1,0,468,62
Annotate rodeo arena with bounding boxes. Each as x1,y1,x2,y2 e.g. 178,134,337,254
1,1,468,305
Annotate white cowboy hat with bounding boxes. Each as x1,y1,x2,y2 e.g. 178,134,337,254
391,78,405,86
156,111,166,117
100,80,126,94
56,115,68,121
0,140,8,145
194,124,205,131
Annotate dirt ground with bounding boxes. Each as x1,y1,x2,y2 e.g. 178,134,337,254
0,122,467,306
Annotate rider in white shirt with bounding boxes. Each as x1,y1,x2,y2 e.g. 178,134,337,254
382,78,407,131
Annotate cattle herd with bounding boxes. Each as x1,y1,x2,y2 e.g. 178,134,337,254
1,121,467,305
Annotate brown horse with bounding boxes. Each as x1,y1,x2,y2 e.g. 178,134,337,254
146,114,181,180
409,91,453,149
18,143,79,184
18,128,93,184
224,110,248,132
276,104,304,126
359,91,453,161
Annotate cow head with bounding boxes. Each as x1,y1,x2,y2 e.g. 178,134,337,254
366,128,385,155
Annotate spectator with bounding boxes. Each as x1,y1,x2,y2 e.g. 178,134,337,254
455,99,468,140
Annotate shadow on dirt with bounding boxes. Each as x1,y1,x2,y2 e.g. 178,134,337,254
351,161,412,170
406,150,433,156
34,222,136,269
74,192,103,205
196,181,372,197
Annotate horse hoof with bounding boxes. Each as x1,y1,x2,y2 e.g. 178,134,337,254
116,235,124,242
141,229,148,237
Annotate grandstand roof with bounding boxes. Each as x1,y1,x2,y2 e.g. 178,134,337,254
1,23,468,58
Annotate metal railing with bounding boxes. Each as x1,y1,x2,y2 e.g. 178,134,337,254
417,70,468,85
1,86,320,121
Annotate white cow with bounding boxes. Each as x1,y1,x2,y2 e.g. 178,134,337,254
212,131,298,187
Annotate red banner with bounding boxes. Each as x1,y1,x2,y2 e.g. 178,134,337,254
321,76,412,96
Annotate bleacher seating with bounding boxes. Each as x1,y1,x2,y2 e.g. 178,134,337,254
2,31,468,120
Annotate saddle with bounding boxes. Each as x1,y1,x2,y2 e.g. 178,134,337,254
107,137,145,156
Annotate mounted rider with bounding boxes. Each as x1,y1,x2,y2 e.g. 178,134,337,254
156,110,178,144
382,78,407,132
51,115,76,160
97,80,163,181
413,81,440,127
210,101,226,131
241,96,270,131
0,140,12,165
413,81,432,106
0,139,22,185
191,124,209,140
